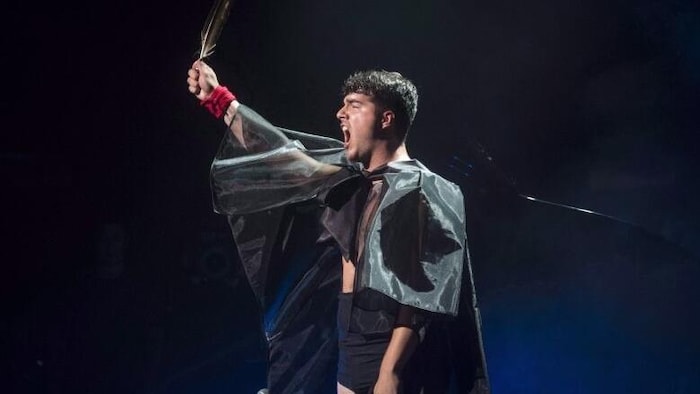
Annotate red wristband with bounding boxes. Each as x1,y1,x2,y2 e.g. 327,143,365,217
200,86,236,118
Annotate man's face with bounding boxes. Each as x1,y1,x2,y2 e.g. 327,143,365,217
336,92,382,164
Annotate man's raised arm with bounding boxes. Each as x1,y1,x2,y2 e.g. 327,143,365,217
186,60,345,216
187,60,261,150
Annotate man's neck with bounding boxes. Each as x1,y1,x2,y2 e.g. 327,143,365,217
365,143,410,172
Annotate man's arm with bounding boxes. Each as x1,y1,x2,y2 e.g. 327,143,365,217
188,60,345,216
373,306,422,394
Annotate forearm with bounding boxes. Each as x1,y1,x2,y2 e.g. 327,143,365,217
374,305,427,393
196,84,244,146
223,99,239,126
222,100,246,147
220,101,340,176
378,325,419,376
214,92,278,152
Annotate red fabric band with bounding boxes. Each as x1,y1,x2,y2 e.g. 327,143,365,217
200,86,236,119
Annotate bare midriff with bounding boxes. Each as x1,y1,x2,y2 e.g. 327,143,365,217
342,257,355,293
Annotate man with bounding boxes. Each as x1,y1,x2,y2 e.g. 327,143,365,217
187,60,489,393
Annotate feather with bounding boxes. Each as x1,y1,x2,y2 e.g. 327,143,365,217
199,0,233,59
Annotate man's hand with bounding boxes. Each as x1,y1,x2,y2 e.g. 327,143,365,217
373,371,400,394
187,60,220,100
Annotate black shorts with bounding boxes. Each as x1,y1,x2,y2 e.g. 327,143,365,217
336,292,392,393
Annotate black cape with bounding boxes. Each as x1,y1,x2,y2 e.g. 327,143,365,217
209,104,490,393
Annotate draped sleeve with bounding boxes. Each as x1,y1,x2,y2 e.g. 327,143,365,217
210,104,351,215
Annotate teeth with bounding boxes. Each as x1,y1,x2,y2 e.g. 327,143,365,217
341,126,349,145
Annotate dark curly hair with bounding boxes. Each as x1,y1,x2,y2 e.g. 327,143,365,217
341,70,418,140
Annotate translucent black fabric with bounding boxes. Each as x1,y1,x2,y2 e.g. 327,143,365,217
212,105,466,316
209,104,489,393
322,160,466,316
211,105,349,216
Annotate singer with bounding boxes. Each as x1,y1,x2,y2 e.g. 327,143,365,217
187,60,489,394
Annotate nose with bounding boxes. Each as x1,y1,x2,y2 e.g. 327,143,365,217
336,105,346,120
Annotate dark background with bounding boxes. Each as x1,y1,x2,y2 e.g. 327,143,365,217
5,0,699,392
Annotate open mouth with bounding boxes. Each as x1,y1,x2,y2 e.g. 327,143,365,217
341,125,350,147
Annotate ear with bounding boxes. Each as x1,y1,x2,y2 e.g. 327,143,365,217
380,110,395,130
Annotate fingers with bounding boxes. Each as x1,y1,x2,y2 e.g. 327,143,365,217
187,60,219,100
191,59,208,70
191,59,213,76
187,68,201,95
187,71,200,88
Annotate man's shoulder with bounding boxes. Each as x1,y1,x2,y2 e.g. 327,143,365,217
383,160,465,210
388,160,461,189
